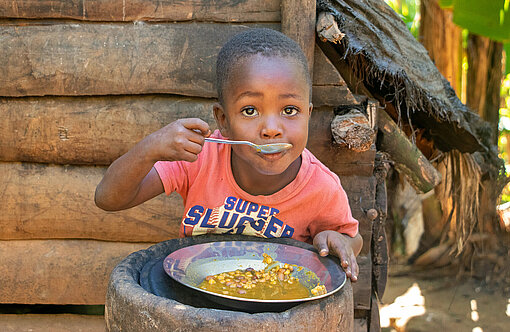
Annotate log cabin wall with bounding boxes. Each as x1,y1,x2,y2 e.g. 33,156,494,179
0,1,381,326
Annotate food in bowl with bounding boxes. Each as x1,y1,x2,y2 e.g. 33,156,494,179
198,253,327,300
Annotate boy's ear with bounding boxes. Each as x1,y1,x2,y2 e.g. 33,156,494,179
308,103,313,116
213,103,230,138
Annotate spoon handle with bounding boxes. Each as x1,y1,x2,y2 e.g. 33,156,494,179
204,137,257,149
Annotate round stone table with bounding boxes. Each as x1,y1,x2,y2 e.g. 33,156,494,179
105,235,353,332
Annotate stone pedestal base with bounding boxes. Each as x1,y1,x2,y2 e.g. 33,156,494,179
105,235,353,332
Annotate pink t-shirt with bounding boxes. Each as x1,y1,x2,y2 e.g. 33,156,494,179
154,131,358,244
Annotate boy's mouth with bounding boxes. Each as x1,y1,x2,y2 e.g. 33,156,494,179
258,151,285,161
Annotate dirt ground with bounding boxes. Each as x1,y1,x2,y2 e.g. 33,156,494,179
380,264,510,332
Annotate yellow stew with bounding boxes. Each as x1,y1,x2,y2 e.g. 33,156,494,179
198,253,327,300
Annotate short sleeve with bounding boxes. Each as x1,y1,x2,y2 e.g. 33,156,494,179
154,160,190,199
307,176,359,239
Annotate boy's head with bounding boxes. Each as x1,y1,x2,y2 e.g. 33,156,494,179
216,28,311,105
212,28,314,192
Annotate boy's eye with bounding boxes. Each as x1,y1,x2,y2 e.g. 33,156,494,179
241,107,258,117
282,106,299,116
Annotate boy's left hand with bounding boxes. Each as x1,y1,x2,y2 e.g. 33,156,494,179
313,230,362,282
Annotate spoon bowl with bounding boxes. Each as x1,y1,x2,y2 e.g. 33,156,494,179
205,137,292,154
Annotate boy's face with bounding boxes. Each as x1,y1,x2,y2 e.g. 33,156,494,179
214,54,312,181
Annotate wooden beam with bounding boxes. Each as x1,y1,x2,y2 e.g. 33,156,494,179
0,96,217,165
352,254,372,310
0,98,373,175
0,239,152,304
378,110,442,193
0,162,182,242
0,161,374,242
281,0,316,78
0,0,281,22
0,22,277,97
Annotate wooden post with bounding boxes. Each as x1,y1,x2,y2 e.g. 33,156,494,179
378,110,442,193
281,0,316,79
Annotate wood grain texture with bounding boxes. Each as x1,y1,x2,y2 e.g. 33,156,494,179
0,96,217,165
0,161,374,242
312,43,347,86
352,254,372,310
0,239,153,304
308,108,376,177
0,102,370,175
0,21,353,105
0,162,183,242
0,22,277,97
0,0,281,22
340,176,376,256
0,314,106,332
281,0,316,77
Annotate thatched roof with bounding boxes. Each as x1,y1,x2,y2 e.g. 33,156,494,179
317,0,494,155
317,0,509,261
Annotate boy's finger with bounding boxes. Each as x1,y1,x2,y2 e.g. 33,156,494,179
178,150,200,162
312,233,329,256
182,118,211,135
184,141,204,156
350,253,359,282
329,241,349,269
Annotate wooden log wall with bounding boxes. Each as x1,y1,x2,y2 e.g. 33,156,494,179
0,0,376,311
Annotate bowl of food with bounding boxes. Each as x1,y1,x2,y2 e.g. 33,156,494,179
163,240,346,312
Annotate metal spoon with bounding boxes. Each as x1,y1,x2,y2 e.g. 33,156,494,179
205,137,292,154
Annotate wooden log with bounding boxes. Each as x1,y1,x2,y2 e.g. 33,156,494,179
312,45,348,86
372,165,389,299
0,22,277,97
311,45,358,107
378,110,442,193
0,100,373,175
0,161,373,243
339,176,376,256
316,12,345,44
331,110,375,152
281,0,316,77
0,96,217,165
0,162,183,242
0,239,153,304
0,314,106,332
353,317,368,332
352,254,372,310
369,293,381,332
312,85,358,108
309,108,375,177
0,0,281,22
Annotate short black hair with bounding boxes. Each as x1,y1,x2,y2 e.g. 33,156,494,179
216,28,311,104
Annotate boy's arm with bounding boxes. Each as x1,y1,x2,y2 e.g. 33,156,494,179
94,140,163,211
95,118,210,211
313,231,363,282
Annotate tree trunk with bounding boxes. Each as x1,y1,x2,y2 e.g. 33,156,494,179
419,0,463,96
411,0,462,262
466,33,504,145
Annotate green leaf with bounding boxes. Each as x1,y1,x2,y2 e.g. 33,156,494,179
451,0,510,42
439,0,454,8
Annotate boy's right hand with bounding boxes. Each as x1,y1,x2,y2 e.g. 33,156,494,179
149,118,211,162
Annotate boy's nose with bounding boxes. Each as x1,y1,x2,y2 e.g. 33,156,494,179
261,116,283,139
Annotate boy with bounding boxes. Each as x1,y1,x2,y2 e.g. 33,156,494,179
95,28,362,281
